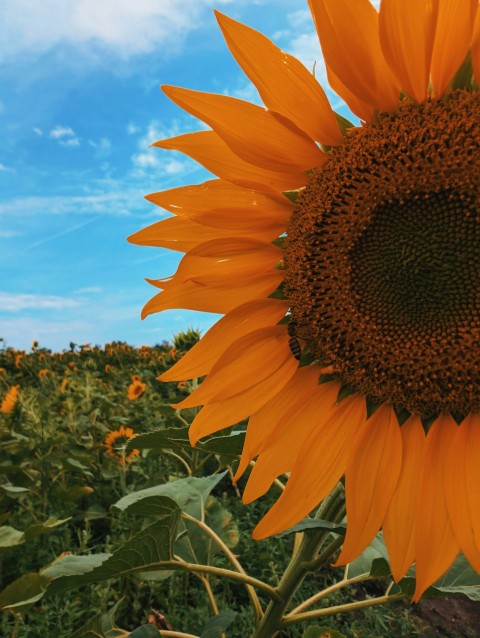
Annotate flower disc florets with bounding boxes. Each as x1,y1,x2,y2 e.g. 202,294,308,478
285,90,480,417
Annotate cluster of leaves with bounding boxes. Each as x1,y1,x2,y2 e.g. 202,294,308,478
0,334,472,638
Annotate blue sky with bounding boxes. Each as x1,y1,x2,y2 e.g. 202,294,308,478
0,0,350,352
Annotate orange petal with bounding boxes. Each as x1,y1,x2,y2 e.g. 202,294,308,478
172,326,292,408
234,366,322,482
308,0,400,112
188,355,299,444
146,179,292,234
325,69,375,122
443,413,480,575
383,416,425,582
473,6,480,86
142,271,283,316
215,11,343,147
160,298,289,381
162,85,325,173
243,380,341,503
431,0,477,97
413,415,459,601
154,131,308,193
252,393,366,539
128,216,280,252
379,0,439,103
335,405,402,566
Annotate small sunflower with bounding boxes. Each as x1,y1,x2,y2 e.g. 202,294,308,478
127,377,146,400
38,369,49,379
0,385,19,414
104,426,140,464
129,0,480,600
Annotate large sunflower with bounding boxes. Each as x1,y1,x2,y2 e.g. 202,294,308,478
129,0,480,601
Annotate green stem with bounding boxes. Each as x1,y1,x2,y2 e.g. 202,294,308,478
159,632,200,638
10,613,21,638
288,574,373,616
281,593,407,626
251,483,345,638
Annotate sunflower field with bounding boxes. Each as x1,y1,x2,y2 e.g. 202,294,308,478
0,335,478,638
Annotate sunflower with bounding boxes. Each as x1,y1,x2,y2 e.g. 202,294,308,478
0,385,19,414
127,377,146,400
129,0,480,600
104,426,140,464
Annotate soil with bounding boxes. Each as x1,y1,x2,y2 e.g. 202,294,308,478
414,598,480,637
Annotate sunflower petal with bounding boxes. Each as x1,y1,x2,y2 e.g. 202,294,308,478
472,6,480,86
383,416,425,582
172,326,292,408
252,393,366,539
443,414,480,574
188,355,299,444
413,415,459,602
160,298,289,381
162,86,325,173
154,131,308,192
335,405,402,566
234,366,323,482
431,0,477,97
308,0,399,113
379,0,439,103
215,11,343,146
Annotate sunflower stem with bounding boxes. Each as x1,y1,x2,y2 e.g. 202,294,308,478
251,483,346,638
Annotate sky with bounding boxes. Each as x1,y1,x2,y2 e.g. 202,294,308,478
0,0,353,352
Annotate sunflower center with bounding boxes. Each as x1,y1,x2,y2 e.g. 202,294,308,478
285,90,480,417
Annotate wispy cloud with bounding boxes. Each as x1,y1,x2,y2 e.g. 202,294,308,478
49,125,80,147
0,163,15,173
25,215,101,249
0,0,233,64
0,229,19,238
0,292,82,312
74,286,102,294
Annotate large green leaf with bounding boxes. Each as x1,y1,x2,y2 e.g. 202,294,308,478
0,526,24,548
276,519,346,537
346,533,390,579
200,610,236,638
126,426,190,452
69,598,127,638
0,573,49,612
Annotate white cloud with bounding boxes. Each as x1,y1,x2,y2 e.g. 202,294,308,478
89,137,112,158
127,123,140,135
33,127,43,136
0,0,233,63
49,125,80,146
0,163,14,173
0,291,82,312
0,230,19,238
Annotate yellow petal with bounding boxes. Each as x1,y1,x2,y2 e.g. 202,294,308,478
335,405,402,566
162,85,325,173
443,413,480,574
160,298,289,381
383,416,425,582
379,0,439,103
129,216,280,252
252,393,366,539
188,355,299,444
431,0,477,96
473,6,480,86
154,131,308,193
146,179,292,234
172,326,292,408
234,366,322,482
215,11,343,147
243,379,341,503
413,415,459,601
308,0,400,112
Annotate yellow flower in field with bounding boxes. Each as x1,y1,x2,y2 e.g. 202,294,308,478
104,426,140,464
127,378,146,400
129,0,480,600
1,385,19,414
0,368,6,375
38,369,49,379
14,354,23,368
60,379,68,393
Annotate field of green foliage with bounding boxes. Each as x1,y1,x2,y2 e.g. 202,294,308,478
0,334,458,637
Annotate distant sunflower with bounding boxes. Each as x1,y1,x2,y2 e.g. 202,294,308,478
104,426,140,464
0,385,19,414
127,377,146,400
129,0,480,600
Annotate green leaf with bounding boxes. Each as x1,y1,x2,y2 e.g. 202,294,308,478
302,626,347,638
197,431,245,457
276,518,346,537
25,516,71,541
0,526,24,548
346,533,390,579
69,598,127,638
200,610,236,638
1,485,30,497
0,573,49,612
128,626,161,637
114,495,179,519
46,517,179,595
42,553,111,580
126,426,190,452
